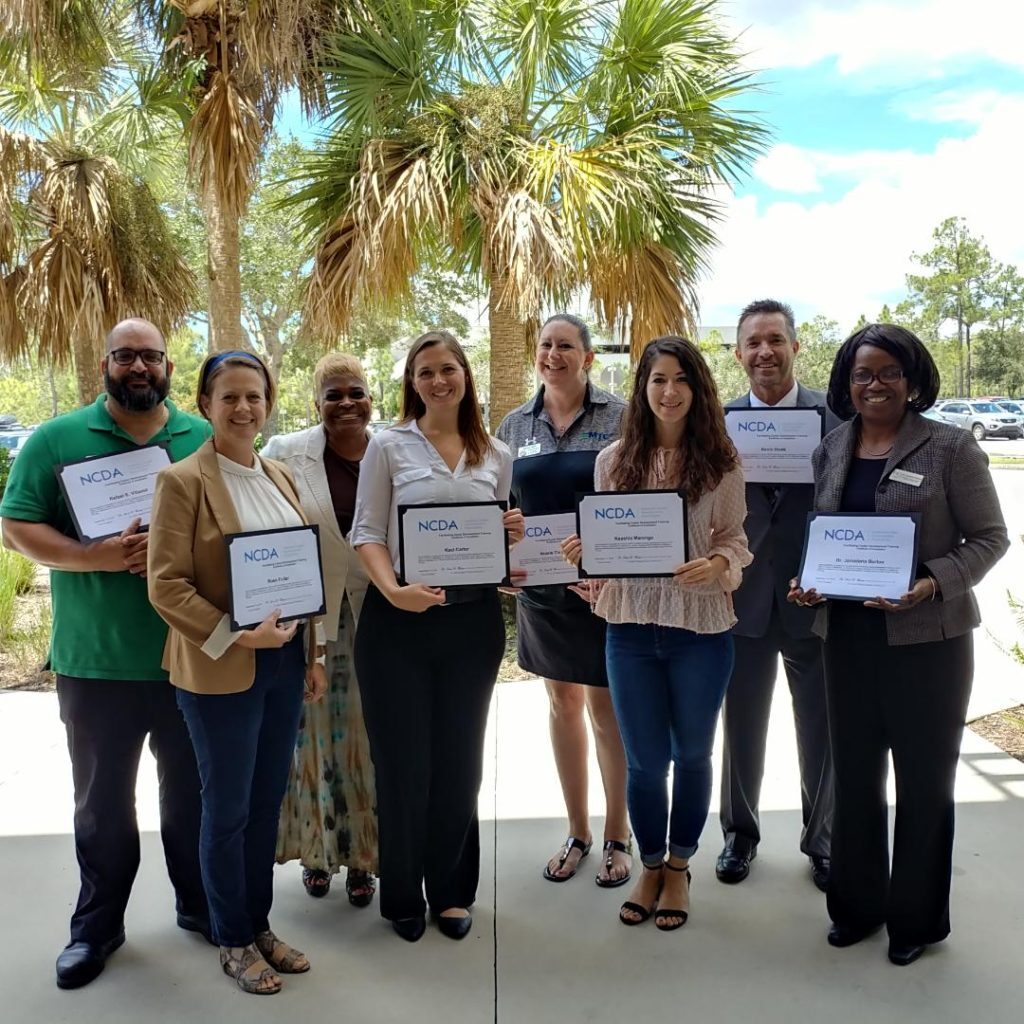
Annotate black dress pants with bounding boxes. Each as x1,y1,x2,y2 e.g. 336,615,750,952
720,610,833,858
823,603,973,946
355,586,504,921
56,676,207,944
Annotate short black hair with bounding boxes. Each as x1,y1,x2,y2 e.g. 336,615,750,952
827,323,940,419
542,313,591,351
737,299,796,343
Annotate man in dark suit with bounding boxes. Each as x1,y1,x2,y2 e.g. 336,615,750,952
717,299,841,891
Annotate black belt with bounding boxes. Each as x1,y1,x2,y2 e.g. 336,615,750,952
441,586,493,605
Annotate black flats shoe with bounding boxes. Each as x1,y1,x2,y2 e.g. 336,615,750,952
888,943,926,966
715,844,756,884
392,916,427,943
55,930,126,989
437,913,473,940
827,922,883,948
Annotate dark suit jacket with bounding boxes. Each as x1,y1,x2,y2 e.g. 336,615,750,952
729,384,843,639
810,412,1009,646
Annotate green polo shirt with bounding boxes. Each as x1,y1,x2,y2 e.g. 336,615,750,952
0,396,211,680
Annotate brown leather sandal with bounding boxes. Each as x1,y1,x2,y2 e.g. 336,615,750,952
220,944,282,995
254,930,311,974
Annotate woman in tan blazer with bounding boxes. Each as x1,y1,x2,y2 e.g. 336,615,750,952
789,324,1008,967
148,351,326,996
263,353,378,906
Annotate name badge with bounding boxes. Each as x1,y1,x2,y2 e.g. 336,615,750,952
518,442,542,458
889,469,923,487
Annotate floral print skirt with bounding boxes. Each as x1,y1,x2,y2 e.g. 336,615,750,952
276,595,378,873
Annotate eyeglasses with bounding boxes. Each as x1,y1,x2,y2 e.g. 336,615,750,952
109,348,166,366
851,367,903,386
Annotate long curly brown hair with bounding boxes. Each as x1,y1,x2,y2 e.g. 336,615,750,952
608,336,738,502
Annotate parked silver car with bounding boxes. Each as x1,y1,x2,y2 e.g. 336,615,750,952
936,400,1023,440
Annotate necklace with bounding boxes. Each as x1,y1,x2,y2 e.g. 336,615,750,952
857,437,894,457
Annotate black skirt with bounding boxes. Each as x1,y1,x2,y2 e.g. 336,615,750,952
516,598,609,687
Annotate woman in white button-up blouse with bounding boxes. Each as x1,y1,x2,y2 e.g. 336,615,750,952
349,330,524,944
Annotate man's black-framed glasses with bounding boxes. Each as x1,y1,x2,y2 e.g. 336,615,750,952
850,366,903,386
109,348,166,366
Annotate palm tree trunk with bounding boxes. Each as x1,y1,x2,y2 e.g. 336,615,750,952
487,273,532,430
72,333,104,407
203,181,247,353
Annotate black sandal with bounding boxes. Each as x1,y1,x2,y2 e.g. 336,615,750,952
619,862,664,926
542,836,592,882
302,868,331,898
595,838,633,889
346,869,376,908
654,862,691,931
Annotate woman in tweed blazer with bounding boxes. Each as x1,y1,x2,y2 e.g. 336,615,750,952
789,324,1008,967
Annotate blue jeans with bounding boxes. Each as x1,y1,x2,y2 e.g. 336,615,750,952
176,638,305,946
606,623,734,865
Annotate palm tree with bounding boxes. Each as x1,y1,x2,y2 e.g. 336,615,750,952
4,0,343,355
0,7,197,404
295,0,766,425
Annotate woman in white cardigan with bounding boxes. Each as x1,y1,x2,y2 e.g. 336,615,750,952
264,353,378,907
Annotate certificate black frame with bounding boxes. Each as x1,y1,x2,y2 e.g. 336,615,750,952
511,511,581,589
53,442,172,542
397,500,511,589
724,406,826,484
796,511,922,602
574,489,689,579
225,523,327,631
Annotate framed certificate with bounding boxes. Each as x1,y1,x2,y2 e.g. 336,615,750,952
797,512,921,601
398,501,510,588
725,407,825,484
226,525,327,630
510,512,580,587
575,490,689,578
55,443,172,542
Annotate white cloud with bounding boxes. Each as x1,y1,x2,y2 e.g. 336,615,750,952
896,88,1007,125
698,94,1024,330
726,0,1024,78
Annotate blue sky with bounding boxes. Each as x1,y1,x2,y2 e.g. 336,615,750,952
276,0,1024,336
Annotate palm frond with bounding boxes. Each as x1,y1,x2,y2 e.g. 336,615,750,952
303,137,450,340
187,69,263,220
589,241,697,360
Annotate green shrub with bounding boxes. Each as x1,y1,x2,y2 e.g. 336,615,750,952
0,548,38,640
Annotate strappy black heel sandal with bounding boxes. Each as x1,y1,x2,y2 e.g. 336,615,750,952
619,862,664,925
654,862,691,931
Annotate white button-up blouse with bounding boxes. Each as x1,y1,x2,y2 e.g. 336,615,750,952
350,419,514,577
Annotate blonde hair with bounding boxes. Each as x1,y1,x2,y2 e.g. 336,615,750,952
196,351,277,418
313,352,367,394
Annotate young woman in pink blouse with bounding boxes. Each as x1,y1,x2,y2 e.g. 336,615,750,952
562,337,751,931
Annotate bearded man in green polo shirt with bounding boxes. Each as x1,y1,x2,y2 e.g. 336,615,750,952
1,318,212,990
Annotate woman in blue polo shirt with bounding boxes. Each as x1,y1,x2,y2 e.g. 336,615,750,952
496,314,631,889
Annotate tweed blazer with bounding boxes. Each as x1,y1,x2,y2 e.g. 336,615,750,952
261,426,369,641
147,439,318,694
810,412,1009,646
728,383,843,639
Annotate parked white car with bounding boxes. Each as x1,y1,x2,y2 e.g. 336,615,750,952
935,400,1023,440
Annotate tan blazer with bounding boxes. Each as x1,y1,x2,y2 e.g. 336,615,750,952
261,425,368,639
148,439,318,694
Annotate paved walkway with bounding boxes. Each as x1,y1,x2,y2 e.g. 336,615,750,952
1,675,1022,1024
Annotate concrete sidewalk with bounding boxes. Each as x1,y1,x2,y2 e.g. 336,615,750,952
1,677,1022,1024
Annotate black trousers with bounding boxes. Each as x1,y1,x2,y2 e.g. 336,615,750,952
56,676,207,944
823,603,973,946
720,609,833,857
354,586,504,921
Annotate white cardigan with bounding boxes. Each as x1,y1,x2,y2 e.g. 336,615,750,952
261,425,369,641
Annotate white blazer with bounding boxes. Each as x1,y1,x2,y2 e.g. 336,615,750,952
261,425,369,641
